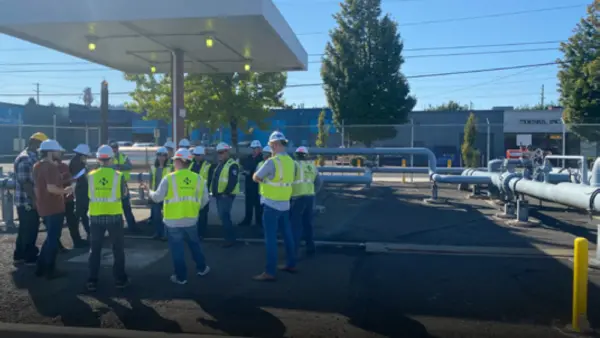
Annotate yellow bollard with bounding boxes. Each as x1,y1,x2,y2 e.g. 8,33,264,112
572,237,589,333
402,159,406,183
447,159,452,168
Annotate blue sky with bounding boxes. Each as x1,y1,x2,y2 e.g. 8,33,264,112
0,0,590,110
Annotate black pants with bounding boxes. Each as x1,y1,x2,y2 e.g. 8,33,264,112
13,206,40,263
75,198,90,236
65,201,83,243
197,203,210,238
243,187,262,225
88,218,127,283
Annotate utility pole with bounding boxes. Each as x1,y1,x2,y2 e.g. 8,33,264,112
33,83,40,104
540,84,545,109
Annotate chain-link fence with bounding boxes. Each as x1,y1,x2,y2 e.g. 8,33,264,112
1,121,600,166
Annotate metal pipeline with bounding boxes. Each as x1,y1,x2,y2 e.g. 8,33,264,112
544,155,588,185
590,158,600,187
308,147,438,177
432,174,492,184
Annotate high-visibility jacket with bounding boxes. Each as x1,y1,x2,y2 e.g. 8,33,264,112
114,153,131,181
259,154,294,201
88,167,123,216
292,161,317,197
189,160,211,181
216,158,240,194
257,158,269,195
151,166,171,189
163,169,204,220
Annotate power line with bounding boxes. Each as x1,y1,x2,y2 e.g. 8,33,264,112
0,68,108,74
297,3,587,35
307,39,564,56
0,47,561,68
308,47,559,63
0,61,560,96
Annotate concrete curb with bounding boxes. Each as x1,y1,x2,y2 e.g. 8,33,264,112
365,242,580,258
0,322,245,337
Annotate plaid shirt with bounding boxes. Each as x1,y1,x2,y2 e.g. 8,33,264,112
14,149,38,207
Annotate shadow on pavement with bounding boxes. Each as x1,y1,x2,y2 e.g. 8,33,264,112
5,183,600,337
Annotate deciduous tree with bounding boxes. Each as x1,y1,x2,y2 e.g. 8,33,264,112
321,0,415,147
559,0,600,142
425,101,469,111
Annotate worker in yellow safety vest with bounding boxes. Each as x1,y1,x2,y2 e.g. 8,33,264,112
257,145,272,210
147,148,210,285
290,146,321,258
86,144,129,292
148,147,172,240
209,142,240,248
189,146,214,239
108,140,138,232
252,131,297,281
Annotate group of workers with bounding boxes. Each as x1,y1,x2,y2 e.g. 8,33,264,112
11,129,320,288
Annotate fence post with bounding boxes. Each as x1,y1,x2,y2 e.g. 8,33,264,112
17,116,22,150
52,114,57,139
410,119,414,183
486,118,491,165
85,124,89,146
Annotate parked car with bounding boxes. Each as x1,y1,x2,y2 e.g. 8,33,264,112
117,141,133,147
132,142,155,147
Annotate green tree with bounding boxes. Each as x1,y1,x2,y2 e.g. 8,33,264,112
461,113,480,168
559,0,600,142
315,109,329,166
321,0,416,147
514,102,558,111
124,72,288,147
425,100,469,111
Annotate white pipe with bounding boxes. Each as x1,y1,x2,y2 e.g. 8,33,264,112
544,155,588,185
590,158,600,187
432,174,492,184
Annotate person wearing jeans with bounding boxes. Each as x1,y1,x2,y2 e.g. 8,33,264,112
290,146,321,258
210,142,240,248
86,145,130,292
149,147,171,240
32,139,73,280
148,148,210,284
13,132,46,265
190,146,214,239
252,131,297,281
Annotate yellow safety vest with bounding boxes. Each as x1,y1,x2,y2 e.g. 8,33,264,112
259,154,295,201
292,161,317,197
88,167,123,216
151,166,172,189
257,160,265,196
163,169,204,220
217,158,240,194
189,160,211,181
114,153,131,181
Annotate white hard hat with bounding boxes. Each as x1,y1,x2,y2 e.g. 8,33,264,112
164,141,176,149
179,138,190,147
262,145,272,153
216,142,231,152
73,144,91,156
172,148,192,161
96,144,114,159
156,146,168,154
39,139,63,152
295,146,309,154
250,140,262,148
193,146,206,155
268,131,287,143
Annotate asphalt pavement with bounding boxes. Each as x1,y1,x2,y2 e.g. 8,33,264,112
0,182,599,337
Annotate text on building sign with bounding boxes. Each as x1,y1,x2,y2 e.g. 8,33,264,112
519,119,561,125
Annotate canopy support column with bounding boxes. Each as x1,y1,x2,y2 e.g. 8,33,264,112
171,49,185,145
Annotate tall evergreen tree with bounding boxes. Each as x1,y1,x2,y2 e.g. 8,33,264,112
559,0,600,142
316,109,329,166
321,0,416,146
461,113,480,168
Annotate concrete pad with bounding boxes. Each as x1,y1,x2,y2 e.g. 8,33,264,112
67,248,168,269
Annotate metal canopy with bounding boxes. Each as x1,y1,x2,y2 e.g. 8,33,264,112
0,0,308,74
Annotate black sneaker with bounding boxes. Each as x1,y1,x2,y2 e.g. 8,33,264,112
86,282,97,292
46,269,68,280
115,279,130,289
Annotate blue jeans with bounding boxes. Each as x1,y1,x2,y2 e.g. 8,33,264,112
150,203,164,237
216,195,236,242
262,205,295,276
122,195,137,230
291,196,316,255
37,213,64,274
166,226,208,281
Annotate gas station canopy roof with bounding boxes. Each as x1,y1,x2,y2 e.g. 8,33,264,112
0,0,308,74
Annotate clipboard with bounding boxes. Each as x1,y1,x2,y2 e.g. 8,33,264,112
73,169,86,180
